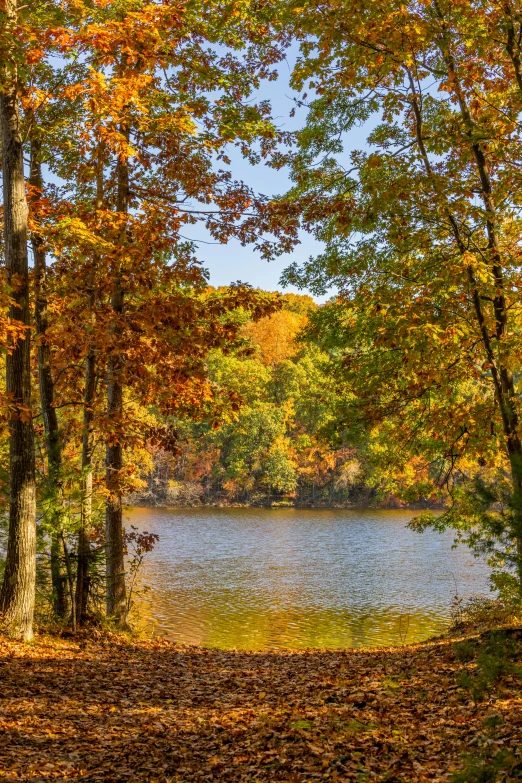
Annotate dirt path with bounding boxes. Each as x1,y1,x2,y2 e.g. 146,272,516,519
0,632,521,781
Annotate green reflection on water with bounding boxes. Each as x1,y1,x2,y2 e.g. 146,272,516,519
131,589,447,650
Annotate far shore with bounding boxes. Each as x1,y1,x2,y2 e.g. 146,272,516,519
124,496,443,511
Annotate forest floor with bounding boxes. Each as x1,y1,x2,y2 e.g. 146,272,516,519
0,629,521,782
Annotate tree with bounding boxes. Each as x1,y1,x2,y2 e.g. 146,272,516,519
242,308,308,366
29,126,71,620
0,0,36,640
13,0,287,625
147,293,364,507
278,0,522,593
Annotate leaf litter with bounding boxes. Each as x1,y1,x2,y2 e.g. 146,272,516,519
0,630,521,782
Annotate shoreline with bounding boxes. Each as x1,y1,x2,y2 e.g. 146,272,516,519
124,497,442,511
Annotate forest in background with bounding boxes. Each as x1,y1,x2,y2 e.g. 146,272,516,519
129,291,405,509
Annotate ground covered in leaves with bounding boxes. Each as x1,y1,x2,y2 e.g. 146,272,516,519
0,630,521,782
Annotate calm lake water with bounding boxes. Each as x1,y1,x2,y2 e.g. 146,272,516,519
126,507,491,651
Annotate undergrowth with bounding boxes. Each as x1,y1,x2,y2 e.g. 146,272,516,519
452,630,522,782
450,596,521,636
452,749,522,783
453,631,522,704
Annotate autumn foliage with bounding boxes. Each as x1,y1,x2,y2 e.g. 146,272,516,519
2,0,522,643
4,3,522,781
130,292,383,508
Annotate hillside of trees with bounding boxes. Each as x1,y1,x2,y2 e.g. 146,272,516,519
128,291,393,508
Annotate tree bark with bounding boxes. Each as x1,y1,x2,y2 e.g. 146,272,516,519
499,3,522,579
29,136,69,619
30,139,60,471
503,2,522,95
105,124,129,623
0,0,37,641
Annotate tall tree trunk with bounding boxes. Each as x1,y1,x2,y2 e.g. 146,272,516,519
105,124,129,623
503,2,522,95
29,136,69,620
76,147,104,626
0,0,37,641
500,2,522,582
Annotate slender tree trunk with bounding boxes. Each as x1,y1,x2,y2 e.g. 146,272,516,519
29,136,69,619
0,0,37,641
503,3,522,95
76,146,104,626
105,123,129,623
76,316,95,625
50,537,68,616
30,139,60,472
500,3,522,580
61,533,76,633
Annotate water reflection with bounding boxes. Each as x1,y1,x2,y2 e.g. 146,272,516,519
126,507,491,650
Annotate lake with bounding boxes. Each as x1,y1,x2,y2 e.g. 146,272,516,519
126,507,490,650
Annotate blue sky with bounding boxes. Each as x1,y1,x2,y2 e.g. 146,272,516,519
190,47,374,302
186,50,324,297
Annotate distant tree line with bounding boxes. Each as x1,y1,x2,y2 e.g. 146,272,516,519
128,294,372,507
